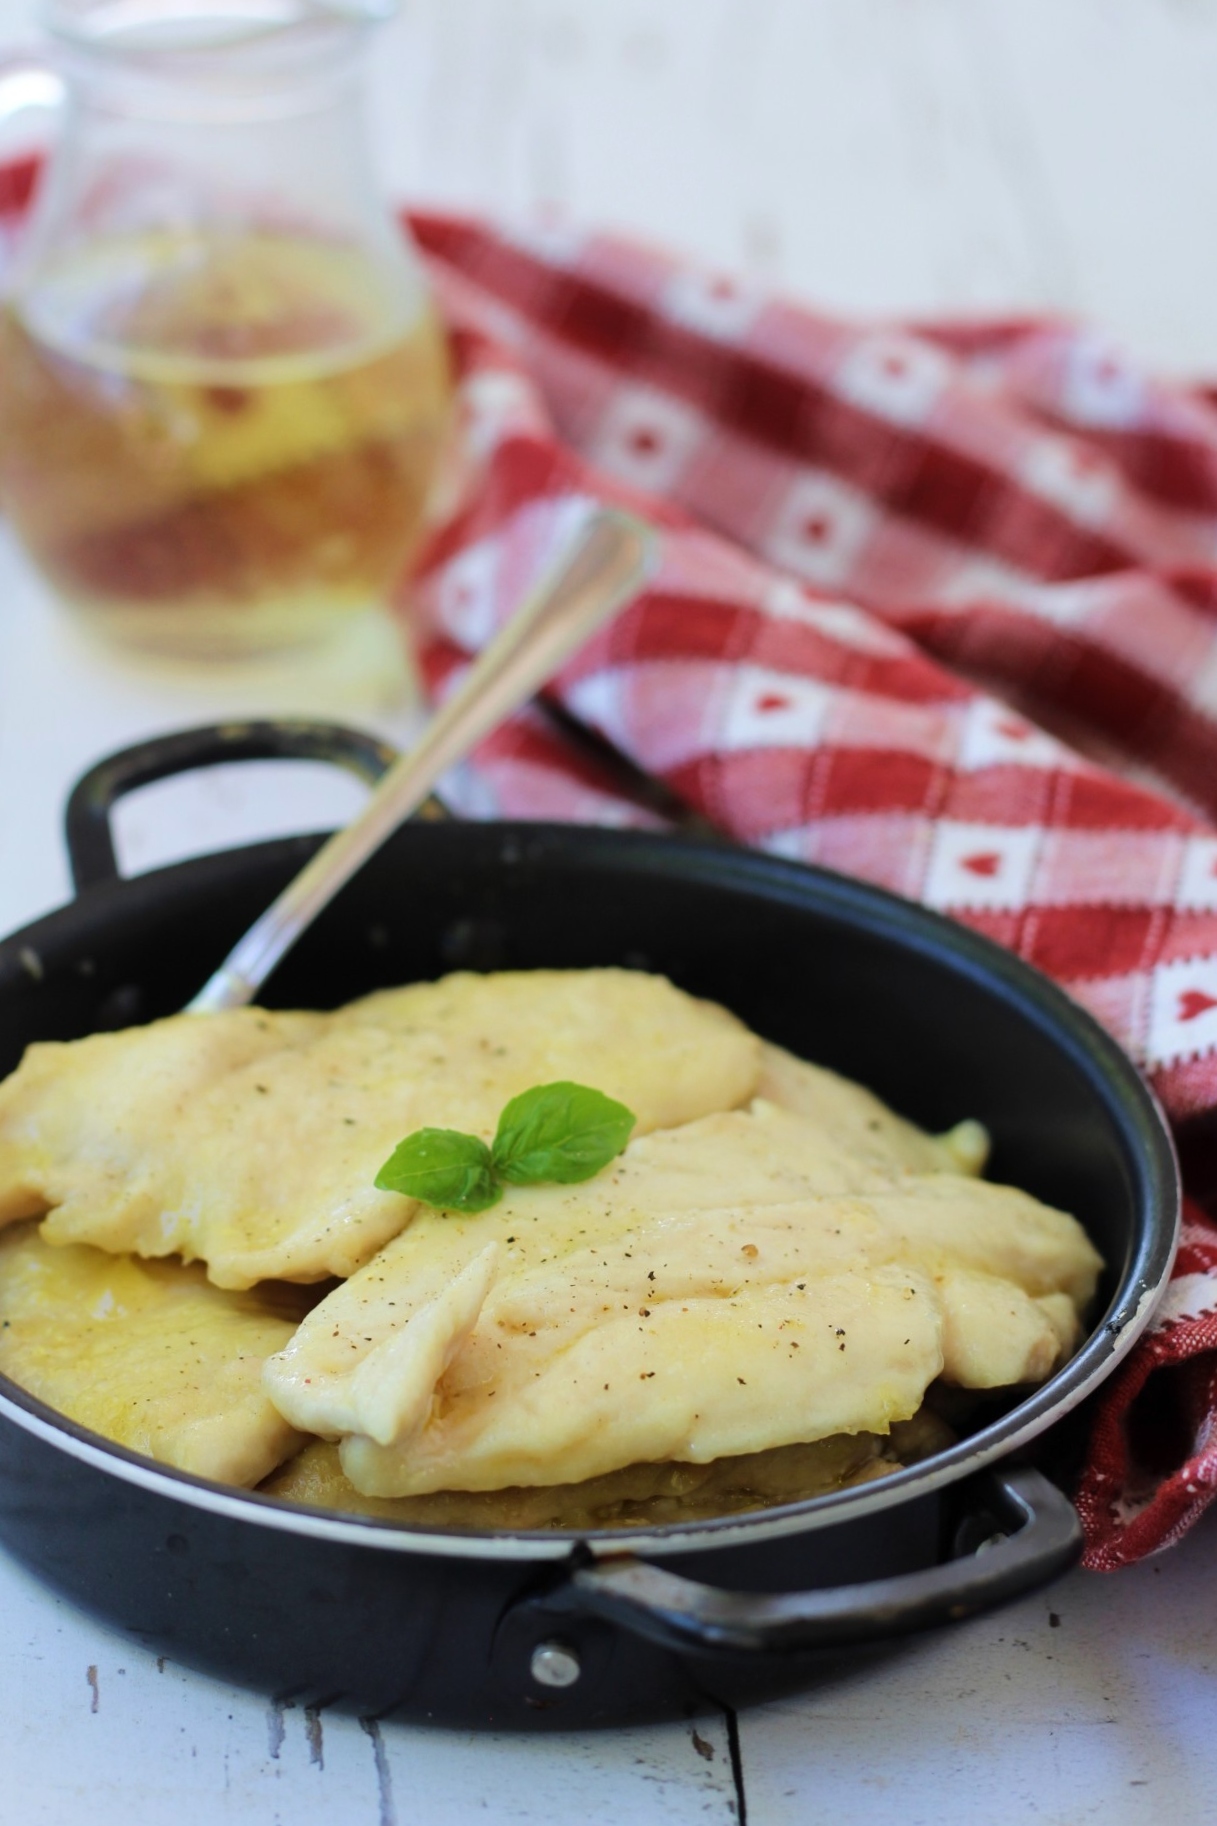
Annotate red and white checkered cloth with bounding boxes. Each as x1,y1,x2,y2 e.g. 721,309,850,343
402,211,1217,1569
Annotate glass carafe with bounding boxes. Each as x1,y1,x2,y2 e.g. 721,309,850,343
0,0,453,660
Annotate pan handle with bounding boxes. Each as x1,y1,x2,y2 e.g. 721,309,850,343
64,721,400,894
543,1467,1080,1659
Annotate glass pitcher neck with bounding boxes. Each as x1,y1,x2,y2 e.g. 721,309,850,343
44,1,384,121
13,0,416,295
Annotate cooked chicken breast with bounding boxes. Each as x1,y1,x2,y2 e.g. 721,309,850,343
259,1416,955,1531
758,1043,990,1177
0,1222,307,1485
0,1007,322,1227
263,1101,1100,1498
0,970,760,1288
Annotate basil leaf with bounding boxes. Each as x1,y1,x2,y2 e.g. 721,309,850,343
374,1128,501,1213
491,1081,636,1186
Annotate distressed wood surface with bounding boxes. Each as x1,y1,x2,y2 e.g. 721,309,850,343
3,2,1217,1819
370,0,1217,371
0,1541,741,1824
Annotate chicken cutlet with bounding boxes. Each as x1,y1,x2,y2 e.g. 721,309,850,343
263,1099,1099,1498
0,1221,308,1484
0,969,760,1288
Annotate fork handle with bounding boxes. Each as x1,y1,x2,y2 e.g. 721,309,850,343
187,507,654,1013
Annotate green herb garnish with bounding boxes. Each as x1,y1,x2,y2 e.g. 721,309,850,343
374,1127,501,1213
492,1082,636,1185
374,1081,636,1214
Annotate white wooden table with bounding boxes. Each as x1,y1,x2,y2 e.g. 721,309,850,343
3,2,1217,1818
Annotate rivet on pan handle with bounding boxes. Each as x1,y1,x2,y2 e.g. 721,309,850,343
63,721,402,895
547,1468,1081,1658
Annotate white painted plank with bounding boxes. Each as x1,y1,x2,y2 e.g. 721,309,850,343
378,0,1058,310
0,1540,739,1825
980,0,1217,371
370,0,1217,367
737,1501,1217,1825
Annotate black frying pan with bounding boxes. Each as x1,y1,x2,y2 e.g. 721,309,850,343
0,720,1179,1728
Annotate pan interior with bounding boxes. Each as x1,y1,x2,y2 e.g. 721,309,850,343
0,821,1177,1548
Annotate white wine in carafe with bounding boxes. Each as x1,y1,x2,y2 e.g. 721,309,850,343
0,230,454,657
